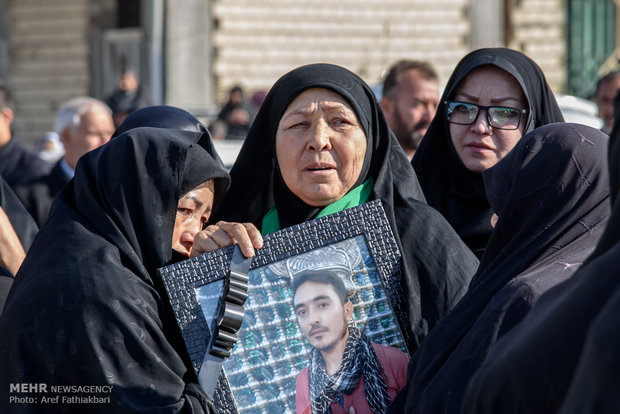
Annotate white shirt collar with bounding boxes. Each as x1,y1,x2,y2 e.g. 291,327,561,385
59,157,74,179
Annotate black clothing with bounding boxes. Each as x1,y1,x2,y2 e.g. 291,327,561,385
0,176,38,250
112,105,230,209
105,84,152,118
558,285,620,413
213,63,478,352
412,48,564,258
113,105,215,140
216,100,255,140
0,266,13,313
15,161,70,227
0,126,228,413
393,123,610,414
461,118,620,414
0,137,51,189
557,113,620,414
462,251,620,414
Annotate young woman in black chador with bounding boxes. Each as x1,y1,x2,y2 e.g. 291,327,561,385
412,48,565,258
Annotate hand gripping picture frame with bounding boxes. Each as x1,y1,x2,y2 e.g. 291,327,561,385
158,200,412,413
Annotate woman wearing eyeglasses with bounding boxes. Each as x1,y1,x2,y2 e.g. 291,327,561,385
412,48,564,258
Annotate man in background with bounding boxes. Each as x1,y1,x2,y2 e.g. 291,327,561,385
211,85,254,140
0,84,51,189
593,71,620,134
380,60,439,160
16,97,114,226
105,69,152,128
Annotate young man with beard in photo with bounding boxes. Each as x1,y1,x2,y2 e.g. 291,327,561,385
293,269,408,414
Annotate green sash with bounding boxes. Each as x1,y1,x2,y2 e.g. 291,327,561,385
261,178,374,235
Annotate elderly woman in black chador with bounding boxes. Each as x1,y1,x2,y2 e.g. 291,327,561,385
390,123,610,414
205,63,478,352
461,121,620,414
412,48,565,258
0,107,234,413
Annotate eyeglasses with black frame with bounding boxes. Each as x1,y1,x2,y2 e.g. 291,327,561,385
445,101,527,130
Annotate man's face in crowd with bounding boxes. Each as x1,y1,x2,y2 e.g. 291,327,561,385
293,280,353,352
381,69,439,158
595,75,620,133
449,66,526,172
62,109,114,169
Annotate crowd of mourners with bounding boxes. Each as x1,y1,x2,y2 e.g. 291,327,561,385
1,47,620,413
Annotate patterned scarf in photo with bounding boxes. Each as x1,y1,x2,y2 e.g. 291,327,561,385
308,326,391,414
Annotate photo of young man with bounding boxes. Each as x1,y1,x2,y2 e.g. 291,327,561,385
292,268,409,414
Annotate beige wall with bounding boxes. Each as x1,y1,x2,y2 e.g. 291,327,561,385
508,0,567,93
5,0,570,145
165,0,214,112
212,0,472,103
9,0,91,146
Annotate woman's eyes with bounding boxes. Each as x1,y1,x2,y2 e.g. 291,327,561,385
285,116,353,130
288,121,308,129
331,117,352,126
177,207,192,216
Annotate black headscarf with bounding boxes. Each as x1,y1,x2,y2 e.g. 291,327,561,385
0,127,227,412
0,265,12,313
213,63,424,225
213,63,478,352
412,48,565,258
461,104,620,414
111,105,230,210
395,123,610,414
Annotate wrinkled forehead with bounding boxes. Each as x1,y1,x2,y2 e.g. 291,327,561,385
281,88,359,118
267,64,373,137
452,65,525,100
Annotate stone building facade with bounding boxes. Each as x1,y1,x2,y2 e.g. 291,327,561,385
0,0,611,146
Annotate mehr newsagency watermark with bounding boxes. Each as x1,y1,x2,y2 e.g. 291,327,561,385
9,383,112,405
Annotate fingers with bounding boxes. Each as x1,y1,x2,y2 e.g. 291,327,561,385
190,229,223,258
190,221,263,258
242,222,263,249
216,221,263,257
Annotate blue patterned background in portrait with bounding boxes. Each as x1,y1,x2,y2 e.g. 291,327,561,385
216,236,406,414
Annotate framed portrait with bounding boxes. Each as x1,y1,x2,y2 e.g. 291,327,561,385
158,200,411,413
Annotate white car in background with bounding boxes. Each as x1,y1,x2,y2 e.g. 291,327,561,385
213,139,244,170
555,94,603,130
